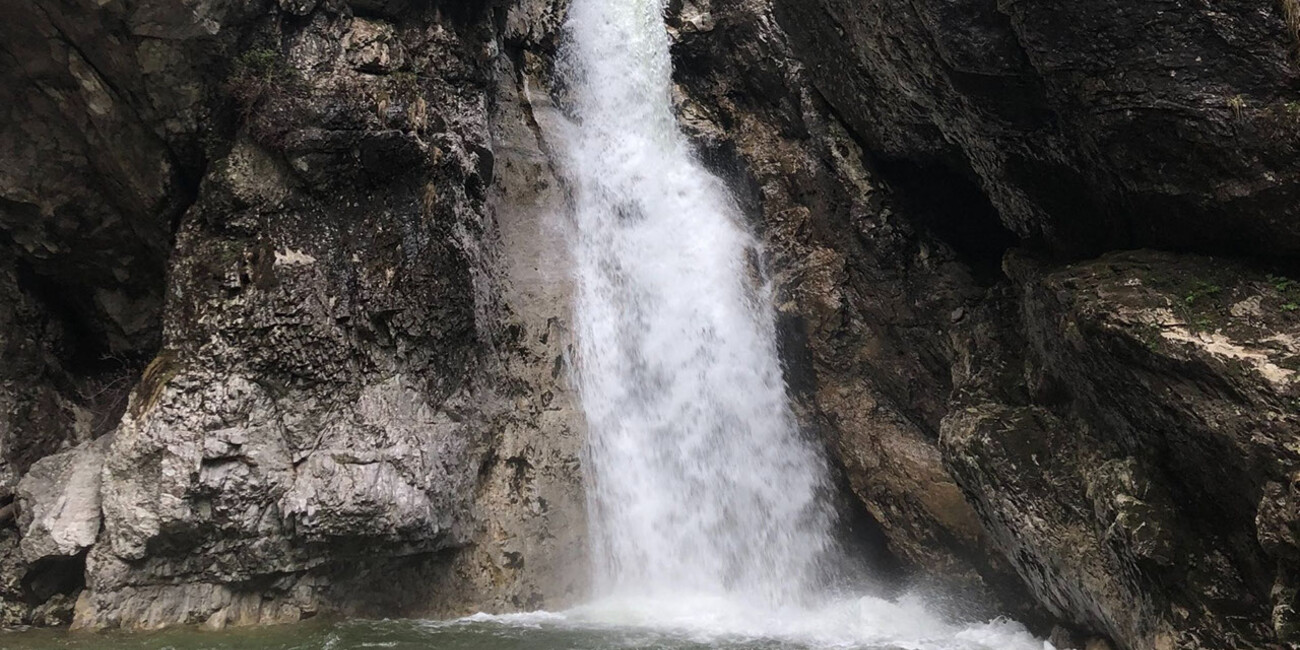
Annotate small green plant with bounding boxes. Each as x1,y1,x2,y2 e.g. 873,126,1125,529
1286,102,1300,122
1138,322,1164,350
236,48,279,77
1270,274,1297,293
1284,302,1299,312
227,47,290,116
1228,95,1247,120
1184,281,1223,306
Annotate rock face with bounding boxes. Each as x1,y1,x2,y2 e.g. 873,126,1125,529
771,0,1300,258
942,251,1300,648
2,0,1299,647
664,0,1038,620
2,0,584,630
666,0,1300,648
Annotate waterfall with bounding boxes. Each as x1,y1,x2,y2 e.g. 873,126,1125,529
562,0,835,605
549,3,1047,648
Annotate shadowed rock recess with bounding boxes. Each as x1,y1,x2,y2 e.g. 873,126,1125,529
0,0,1297,648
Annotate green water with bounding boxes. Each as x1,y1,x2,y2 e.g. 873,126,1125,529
0,596,1048,650
0,619,836,650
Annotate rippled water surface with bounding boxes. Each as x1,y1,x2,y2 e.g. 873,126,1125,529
1,596,1050,650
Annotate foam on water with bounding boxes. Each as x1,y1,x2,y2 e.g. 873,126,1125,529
441,598,1049,650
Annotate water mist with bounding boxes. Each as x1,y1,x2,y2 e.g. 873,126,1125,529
562,0,834,606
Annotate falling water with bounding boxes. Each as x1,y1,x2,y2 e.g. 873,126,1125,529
555,1,1049,648
561,0,834,606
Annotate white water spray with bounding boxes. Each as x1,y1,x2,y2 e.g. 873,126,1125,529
552,1,1050,648
562,0,833,605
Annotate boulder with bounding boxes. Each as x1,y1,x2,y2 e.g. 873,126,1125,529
17,435,110,564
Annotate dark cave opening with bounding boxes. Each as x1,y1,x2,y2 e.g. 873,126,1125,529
3,252,159,476
21,553,87,606
12,259,155,376
875,158,1019,282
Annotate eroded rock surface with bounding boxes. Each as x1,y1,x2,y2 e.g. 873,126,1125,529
668,2,1300,648
664,0,1039,621
2,0,585,630
772,0,1300,258
941,252,1300,648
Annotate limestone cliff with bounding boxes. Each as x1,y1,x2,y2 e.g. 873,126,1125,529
1,0,584,629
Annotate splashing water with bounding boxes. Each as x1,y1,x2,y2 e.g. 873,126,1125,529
551,0,1049,648
562,0,834,605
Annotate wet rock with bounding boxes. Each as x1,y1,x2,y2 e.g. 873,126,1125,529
1049,626,1082,650
773,0,1300,258
0,533,28,626
666,0,1040,621
676,1,716,34
279,0,318,17
29,593,76,627
942,251,1300,648
3,0,585,630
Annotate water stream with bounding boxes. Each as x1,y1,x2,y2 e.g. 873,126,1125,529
563,0,833,606
550,0,1048,647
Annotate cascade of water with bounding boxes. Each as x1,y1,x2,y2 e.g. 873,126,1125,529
561,0,835,606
